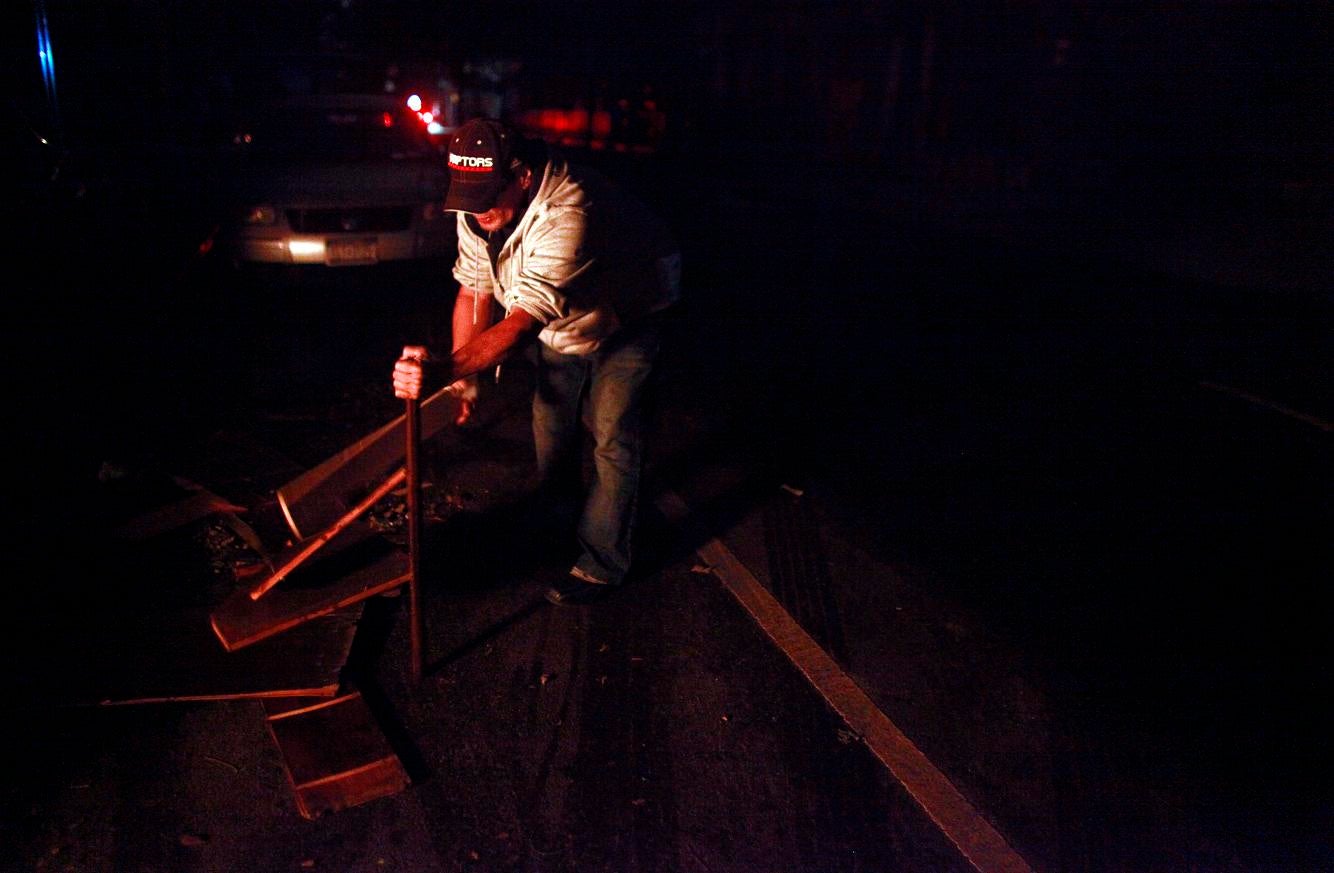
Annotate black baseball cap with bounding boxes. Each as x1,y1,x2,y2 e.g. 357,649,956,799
442,118,519,213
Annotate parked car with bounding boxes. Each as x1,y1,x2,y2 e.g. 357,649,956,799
213,93,454,267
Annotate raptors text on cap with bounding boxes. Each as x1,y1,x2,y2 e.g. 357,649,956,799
449,153,494,171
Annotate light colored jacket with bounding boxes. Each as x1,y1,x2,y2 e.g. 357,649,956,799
452,153,681,355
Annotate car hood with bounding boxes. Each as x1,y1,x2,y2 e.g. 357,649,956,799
223,156,446,207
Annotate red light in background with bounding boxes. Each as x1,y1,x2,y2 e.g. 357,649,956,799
382,112,394,127
518,108,613,140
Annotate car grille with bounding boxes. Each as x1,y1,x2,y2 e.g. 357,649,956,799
286,207,413,233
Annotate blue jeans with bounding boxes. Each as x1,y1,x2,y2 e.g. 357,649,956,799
531,318,661,586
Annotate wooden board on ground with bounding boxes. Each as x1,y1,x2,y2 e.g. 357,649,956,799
109,489,248,543
25,604,364,707
276,385,460,541
211,521,409,652
264,691,410,819
11,458,366,707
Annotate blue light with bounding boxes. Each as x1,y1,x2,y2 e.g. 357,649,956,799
35,1,57,93
35,0,61,141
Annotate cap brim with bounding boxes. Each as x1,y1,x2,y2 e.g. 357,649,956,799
443,177,507,214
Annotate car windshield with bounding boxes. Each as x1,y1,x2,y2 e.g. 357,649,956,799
237,104,435,162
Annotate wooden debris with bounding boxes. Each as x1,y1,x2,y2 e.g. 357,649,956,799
276,386,461,541
250,469,405,600
264,692,410,820
110,491,247,543
211,527,408,652
33,605,363,707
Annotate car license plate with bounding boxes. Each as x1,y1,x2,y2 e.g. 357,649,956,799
326,238,377,266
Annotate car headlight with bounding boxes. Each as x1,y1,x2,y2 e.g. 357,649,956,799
243,205,277,225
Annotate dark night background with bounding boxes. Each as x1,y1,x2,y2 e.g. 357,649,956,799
4,1,1333,871
10,0,1332,245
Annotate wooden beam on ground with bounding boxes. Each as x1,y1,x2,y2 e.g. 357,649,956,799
264,691,410,820
212,523,409,651
276,386,460,541
28,605,363,707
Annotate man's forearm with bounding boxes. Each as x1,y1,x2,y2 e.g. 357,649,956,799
452,285,496,352
442,307,543,385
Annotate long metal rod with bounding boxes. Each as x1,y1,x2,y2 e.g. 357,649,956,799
405,396,424,685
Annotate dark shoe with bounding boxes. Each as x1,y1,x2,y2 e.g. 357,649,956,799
545,572,618,606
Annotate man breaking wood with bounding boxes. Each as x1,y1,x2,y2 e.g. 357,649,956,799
392,117,682,606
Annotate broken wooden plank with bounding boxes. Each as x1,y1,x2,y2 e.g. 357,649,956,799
25,604,364,707
14,471,363,707
216,507,277,574
251,468,405,600
276,385,460,541
264,691,410,820
211,526,409,651
109,490,248,542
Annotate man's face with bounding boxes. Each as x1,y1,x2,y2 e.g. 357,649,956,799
472,171,530,233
